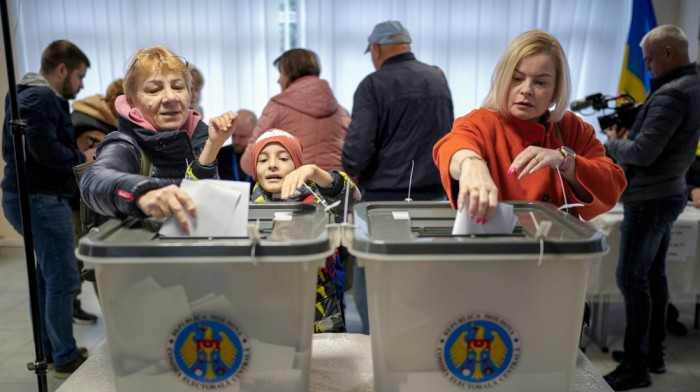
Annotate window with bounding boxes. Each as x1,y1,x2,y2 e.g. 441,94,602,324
279,0,302,51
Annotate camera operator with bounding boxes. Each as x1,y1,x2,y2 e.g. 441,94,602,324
603,25,700,391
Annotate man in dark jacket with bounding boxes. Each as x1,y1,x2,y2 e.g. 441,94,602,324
341,20,454,334
1,40,91,378
604,25,700,391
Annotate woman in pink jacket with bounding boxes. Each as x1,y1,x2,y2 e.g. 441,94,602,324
240,49,350,174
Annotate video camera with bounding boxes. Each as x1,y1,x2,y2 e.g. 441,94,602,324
570,93,642,130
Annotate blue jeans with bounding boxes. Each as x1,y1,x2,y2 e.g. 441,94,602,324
617,193,686,370
2,192,81,366
352,261,370,335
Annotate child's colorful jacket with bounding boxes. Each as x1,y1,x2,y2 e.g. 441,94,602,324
251,170,362,333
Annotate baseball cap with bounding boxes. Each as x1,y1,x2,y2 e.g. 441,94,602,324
365,20,412,53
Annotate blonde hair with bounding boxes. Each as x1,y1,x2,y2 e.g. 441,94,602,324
483,29,572,122
123,46,191,98
190,65,204,90
105,78,124,101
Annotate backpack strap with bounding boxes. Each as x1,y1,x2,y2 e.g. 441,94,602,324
139,148,152,177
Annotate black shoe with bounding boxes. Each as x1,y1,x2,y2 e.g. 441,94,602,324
612,350,665,374
667,320,688,337
604,365,651,391
666,303,688,337
648,361,666,374
47,347,88,371
73,299,98,325
612,349,624,362
53,350,89,379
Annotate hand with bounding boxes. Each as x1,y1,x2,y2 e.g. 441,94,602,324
280,165,317,199
618,127,630,139
509,146,566,179
456,158,498,223
136,184,196,231
280,165,333,199
692,188,700,208
83,147,98,162
208,110,238,147
198,111,238,165
605,124,629,142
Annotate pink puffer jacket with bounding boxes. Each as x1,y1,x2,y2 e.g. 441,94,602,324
240,76,350,174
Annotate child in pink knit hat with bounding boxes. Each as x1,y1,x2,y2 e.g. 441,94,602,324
250,129,362,332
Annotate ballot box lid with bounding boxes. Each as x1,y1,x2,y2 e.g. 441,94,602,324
348,201,607,258
77,202,332,261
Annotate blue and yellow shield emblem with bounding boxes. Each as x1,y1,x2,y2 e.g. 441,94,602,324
167,315,249,388
438,313,520,387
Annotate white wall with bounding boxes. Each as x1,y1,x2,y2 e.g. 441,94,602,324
653,0,700,63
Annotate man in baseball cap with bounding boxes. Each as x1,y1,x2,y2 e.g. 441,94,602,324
343,20,453,334
364,20,412,53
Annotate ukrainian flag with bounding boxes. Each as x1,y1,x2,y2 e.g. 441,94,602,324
618,0,657,103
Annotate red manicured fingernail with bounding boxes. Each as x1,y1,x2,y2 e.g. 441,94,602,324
507,168,516,175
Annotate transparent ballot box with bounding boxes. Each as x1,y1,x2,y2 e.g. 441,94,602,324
77,203,332,392
347,201,607,392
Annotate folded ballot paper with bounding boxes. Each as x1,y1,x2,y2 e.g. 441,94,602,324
452,200,517,235
112,277,302,391
159,179,250,237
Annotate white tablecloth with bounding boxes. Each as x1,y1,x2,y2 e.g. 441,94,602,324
587,203,700,302
57,334,612,392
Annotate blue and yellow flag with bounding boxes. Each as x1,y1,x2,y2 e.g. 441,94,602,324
618,0,657,103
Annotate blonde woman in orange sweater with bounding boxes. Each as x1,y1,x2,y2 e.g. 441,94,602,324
433,29,626,222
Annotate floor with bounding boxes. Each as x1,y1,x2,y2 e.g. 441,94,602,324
581,301,700,391
1,245,698,391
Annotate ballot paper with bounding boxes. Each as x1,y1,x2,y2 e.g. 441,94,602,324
107,283,192,375
452,200,517,235
111,277,302,389
189,293,242,319
159,179,250,237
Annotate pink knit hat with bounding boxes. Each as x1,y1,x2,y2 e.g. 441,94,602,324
250,129,304,181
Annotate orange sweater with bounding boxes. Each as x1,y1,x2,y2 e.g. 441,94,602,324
433,109,626,220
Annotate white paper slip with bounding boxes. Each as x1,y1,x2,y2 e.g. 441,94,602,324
452,200,517,235
159,179,251,237
107,284,192,374
274,211,294,221
245,338,297,371
392,211,410,220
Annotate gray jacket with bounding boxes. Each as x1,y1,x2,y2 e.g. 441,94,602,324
608,63,700,202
